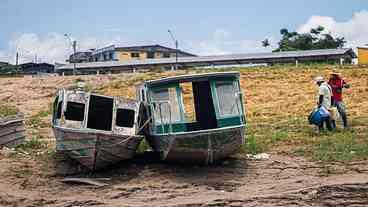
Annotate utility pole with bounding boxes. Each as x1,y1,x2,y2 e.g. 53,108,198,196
72,40,77,75
64,34,77,75
168,29,178,71
15,52,19,66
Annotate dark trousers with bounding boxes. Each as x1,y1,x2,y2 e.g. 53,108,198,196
319,116,334,131
334,101,348,127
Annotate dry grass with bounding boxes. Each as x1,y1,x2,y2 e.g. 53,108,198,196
93,64,368,162
0,104,18,118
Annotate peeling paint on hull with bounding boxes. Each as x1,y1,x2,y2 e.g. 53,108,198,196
150,126,245,165
53,127,144,170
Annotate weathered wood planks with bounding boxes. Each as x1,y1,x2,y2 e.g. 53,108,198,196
0,114,25,148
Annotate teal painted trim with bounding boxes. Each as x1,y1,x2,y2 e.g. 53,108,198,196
212,77,237,82
155,123,187,134
217,116,244,128
209,80,221,119
147,83,179,91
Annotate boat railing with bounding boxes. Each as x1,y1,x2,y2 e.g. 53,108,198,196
235,92,244,125
151,100,173,134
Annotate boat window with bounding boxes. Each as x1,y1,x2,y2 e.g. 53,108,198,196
141,89,145,102
116,108,135,128
215,82,241,117
180,82,196,122
87,95,113,131
56,101,63,119
150,87,181,124
65,102,85,121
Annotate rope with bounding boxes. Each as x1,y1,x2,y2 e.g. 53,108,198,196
101,117,152,148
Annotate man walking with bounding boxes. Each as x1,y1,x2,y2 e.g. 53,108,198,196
315,76,334,131
328,71,350,128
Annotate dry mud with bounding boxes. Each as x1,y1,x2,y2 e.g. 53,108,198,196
1,153,368,207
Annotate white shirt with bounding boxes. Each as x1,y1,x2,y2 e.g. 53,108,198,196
318,82,332,109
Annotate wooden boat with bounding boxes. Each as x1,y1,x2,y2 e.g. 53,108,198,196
137,72,246,164
52,89,144,170
0,113,25,148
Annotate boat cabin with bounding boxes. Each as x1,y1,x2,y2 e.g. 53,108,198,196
52,89,141,135
137,72,245,135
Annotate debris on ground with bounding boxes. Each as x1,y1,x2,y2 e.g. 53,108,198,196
247,153,270,160
62,178,111,187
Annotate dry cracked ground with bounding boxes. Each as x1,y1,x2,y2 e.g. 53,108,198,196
0,66,368,207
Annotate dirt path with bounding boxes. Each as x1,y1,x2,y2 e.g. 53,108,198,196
0,152,368,207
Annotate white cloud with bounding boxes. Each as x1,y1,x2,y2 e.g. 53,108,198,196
0,33,131,64
8,33,71,64
297,10,368,48
187,29,271,56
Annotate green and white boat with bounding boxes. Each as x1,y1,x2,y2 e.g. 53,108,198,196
137,72,246,164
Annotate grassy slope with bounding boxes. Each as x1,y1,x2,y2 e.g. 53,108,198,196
236,65,368,162
14,64,368,164
97,64,368,163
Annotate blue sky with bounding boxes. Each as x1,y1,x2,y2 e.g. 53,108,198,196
0,0,367,63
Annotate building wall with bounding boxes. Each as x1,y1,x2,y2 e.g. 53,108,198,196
116,51,148,61
90,48,193,62
116,51,180,61
358,48,368,65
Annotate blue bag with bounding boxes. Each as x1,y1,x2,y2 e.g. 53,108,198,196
308,106,330,125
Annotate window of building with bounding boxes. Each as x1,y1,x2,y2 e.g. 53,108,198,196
163,52,171,58
109,52,114,60
94,57,98,62
215,82,241,117
147,52,155,59
131,53,140,58
65,102,85,121
116,109,135,128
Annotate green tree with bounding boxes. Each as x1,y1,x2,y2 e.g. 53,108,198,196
273,26,346,52
0,65,21,75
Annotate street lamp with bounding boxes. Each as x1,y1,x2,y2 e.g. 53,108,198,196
64,34,77,75
24,51,37,63
168,29,178,71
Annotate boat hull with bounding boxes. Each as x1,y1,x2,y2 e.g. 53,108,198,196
148,126,245,165
0,114,25,148
53,127,144,170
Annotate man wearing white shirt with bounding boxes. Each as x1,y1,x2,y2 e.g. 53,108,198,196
314,76,334,131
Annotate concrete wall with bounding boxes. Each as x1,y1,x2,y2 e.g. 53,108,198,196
358,48,368,65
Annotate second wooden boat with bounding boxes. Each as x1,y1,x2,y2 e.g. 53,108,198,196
52,89,144,170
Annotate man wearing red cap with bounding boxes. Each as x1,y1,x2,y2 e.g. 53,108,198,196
328,71,350,128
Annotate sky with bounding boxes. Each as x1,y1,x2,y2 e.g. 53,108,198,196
0,0,367,64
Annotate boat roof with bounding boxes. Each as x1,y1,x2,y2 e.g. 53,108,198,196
61,89,139,104
144,72,240,87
